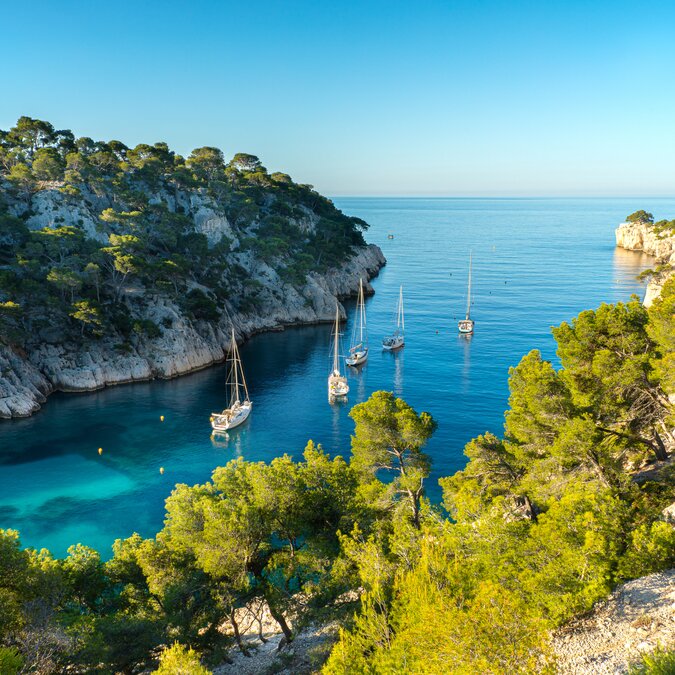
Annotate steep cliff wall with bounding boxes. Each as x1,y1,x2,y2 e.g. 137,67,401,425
615,221,675,306
0,244,384,418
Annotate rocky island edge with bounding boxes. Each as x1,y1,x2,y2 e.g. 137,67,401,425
615,211,675,306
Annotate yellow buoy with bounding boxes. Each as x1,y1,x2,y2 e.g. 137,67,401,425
160,415,164,422
159,467,165,475
98,447,103,455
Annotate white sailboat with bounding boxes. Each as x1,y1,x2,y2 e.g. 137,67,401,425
328,304,349,399
210,329,252,432
346,278,369,366
458,252,475,334
382,285,405,351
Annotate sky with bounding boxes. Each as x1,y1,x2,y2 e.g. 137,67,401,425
3,0,675,196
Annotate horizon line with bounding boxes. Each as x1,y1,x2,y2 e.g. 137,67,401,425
329,194,675,200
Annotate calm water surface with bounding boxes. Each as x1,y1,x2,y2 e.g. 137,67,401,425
0,198,667,557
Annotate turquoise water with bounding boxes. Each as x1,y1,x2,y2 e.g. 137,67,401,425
0,198,667,557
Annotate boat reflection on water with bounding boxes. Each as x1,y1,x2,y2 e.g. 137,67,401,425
330,397,343,449
459,331,472,395
350,361,367,401
392,350,404,397
210,428,245,457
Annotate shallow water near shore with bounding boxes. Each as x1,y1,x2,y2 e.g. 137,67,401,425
0,197,668,557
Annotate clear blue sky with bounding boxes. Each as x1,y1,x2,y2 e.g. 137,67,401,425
3,0,675,196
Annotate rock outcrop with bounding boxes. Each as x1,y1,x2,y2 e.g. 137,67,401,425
0,244,385,419
615,221,675,306
552,569,675,674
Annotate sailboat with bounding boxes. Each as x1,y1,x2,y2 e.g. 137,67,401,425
458,252,475,334
210,329,252,432
382,285,405,351
328,304,349,399
346,278,369,366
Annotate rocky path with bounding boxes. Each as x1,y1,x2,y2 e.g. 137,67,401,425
553,569,675,674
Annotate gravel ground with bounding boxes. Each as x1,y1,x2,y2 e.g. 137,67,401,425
553,569,675,674
213,600,341,675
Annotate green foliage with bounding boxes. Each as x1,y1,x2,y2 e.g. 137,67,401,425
616,521,675,580
0,647,23,675
626,210,654,225
6,162,34,190
184,288,220,321
349,391,436,528
629,646,675,675
330,288,674,672
133,318,162,338
553,300,671,461
154,642,212,674
647,276,675,397
32,147,65,181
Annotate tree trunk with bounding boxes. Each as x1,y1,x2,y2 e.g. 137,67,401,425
522,495,538,522
652,429,668,461
266,599,293,643
408,490,421,529
229,608,250,656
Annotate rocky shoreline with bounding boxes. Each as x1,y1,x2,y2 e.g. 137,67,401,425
615,221,675,306
0,244,386,419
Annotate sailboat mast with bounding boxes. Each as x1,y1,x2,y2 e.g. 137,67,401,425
359,279,364,344
235,329,250,401
333,305,340,372
466,252,472,320
231,329,239,404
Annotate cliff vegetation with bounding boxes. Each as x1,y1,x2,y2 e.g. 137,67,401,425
0,117,383,417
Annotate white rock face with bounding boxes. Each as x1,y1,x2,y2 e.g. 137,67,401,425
0,346,52,418
190,195,238,247
25,188,109,243
615,222,675,306
0,244,385,418
615,222,675,261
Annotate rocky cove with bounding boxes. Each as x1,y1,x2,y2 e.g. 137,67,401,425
0,140,386,419
3,213,670,421
0,243,385,419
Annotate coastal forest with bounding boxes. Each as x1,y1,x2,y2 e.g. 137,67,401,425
1,264,674,670
0,116,369,350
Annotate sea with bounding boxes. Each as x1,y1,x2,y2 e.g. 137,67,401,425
0,197,667,557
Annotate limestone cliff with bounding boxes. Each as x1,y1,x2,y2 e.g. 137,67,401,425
0,118,386,418
615,221,675,306
0,243,384,419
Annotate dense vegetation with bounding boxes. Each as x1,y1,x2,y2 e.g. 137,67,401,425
0,117,368,347
1,278,673,673
627,209,675,237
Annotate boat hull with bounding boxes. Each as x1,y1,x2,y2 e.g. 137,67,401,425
382,336,404,351
458,319,474,334
346,347,369,366
328,372,349,399
210,401,252,433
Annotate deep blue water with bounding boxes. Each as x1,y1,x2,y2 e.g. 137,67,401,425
0,197,667,558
